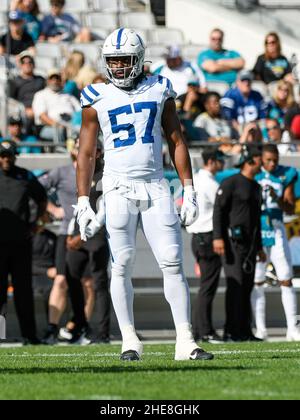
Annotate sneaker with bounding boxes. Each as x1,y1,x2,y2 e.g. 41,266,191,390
59,325,92,345
247,334,264,342
120,350,140,361
286,328,300,342
189,348,214,361
255,329,268,341
199,333,223,344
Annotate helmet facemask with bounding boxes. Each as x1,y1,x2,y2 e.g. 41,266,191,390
104,52,144,89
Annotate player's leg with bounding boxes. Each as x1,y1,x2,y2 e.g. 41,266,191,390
271,221,299,341
141,194,213,361
251,248,269,340
105,190,142,359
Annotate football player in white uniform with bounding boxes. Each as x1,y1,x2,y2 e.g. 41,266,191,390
75,28,214,361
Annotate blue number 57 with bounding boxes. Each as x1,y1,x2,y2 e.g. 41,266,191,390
108,101,157,148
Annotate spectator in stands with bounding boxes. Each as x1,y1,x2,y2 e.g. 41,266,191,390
40,0,91,43
194,92,238,147
152,46,207,96
221,70,267,132
176,76,205,121
0,140,47,344
289,116,300,150
197,28,245,86
11,0,42,42
253,32,294,85
32,68,80,143
0,10,35,56
231,121,263,154
267,80,295,127
62,51,97,98
92,74,107,84
9,50,45,133
265,118,296,155
1,116,40,154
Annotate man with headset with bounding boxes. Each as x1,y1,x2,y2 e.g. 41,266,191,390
213,145,266,341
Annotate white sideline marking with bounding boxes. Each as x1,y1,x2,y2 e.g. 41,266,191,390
1,348,300,358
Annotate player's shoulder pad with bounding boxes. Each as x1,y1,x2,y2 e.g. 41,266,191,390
156,75,177,99
80,83,104,108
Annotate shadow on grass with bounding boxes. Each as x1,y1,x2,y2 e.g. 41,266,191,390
0,364,256,375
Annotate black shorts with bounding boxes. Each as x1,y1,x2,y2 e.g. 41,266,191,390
55,235,67,276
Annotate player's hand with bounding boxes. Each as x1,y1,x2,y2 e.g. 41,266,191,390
213,239,225,256
75,196,96,242
66,235,83,251
180,186,199,226
85,198,106,239
257,250,267,263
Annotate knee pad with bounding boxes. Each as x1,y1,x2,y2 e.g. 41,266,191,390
111,246,135,276
159,244,182,274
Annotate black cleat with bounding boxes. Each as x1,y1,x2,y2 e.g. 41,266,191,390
120,350,140,361
190,348,214,360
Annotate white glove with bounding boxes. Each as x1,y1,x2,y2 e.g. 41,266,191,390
85,198,105,239
180,186,199,227
76,196,96,241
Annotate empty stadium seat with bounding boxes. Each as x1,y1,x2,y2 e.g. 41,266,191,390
206,81,230,96
120,12,156,29
252,80,269,98
35,42,65,58
145,44,168,60
34,56,58,73
84,12,118,30
181,44,207,62
38,0,93,13
68,42,102,66
148,28,185,45
92,0,128,12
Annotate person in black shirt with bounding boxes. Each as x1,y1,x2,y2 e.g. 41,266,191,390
0,140,47,344
253,32,293,85
56,141,110,344
0,11,35,56
213,145,266,341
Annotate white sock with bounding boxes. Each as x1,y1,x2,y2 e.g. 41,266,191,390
162,265,191,327
110,264,135,330
281,286,298,332
175,322,198,353
251,286,267,335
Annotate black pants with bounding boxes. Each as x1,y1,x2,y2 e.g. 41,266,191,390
65,243,110,336
223,239,257,339
0,241,36,339
191,233,222,338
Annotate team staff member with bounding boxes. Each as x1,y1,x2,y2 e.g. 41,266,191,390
187,148,225,343
213,146,266,341
60,142,110,344
0,141,47,344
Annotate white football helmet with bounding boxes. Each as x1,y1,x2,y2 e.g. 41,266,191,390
102,28,145,89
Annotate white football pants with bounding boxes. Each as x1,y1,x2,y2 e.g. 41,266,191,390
104,186,191,333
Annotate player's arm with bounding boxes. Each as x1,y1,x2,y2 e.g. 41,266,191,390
162,98,193,187
162,98,198,226
76,106,99,240
282,183,296,215
77,106,99,197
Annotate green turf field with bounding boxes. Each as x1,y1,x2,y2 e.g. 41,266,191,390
0,342,299,400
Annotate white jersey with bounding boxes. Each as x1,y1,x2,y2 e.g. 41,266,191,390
80,75,176,181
